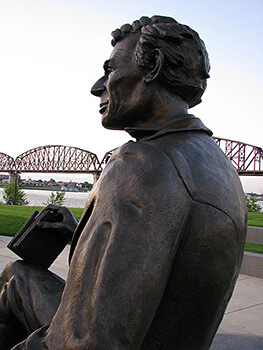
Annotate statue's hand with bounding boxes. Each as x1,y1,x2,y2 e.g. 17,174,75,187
37,204,78,241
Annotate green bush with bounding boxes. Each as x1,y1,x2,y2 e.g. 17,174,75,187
43,190,66,206
245,195,261,212
3,181,29,205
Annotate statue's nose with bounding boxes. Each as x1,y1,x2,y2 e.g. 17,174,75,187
91,76,107,97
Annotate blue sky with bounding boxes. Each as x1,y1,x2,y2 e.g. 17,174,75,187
0,0,262,191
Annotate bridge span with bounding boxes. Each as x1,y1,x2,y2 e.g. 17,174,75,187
0,145,102,183
0,138,262,181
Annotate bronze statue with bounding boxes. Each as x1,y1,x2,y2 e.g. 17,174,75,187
0,16,247,349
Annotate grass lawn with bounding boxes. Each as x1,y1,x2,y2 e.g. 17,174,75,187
247,211,263,227
0,206,262,254
244,242,263,254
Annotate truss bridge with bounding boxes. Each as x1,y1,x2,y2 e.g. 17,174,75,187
0,145,102,182
0,139,262,181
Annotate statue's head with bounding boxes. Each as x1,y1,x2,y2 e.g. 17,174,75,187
91,16,210,130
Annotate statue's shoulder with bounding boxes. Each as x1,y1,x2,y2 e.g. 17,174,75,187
108,140,173,169
146,131,246,228
113,140,162,157
94,140,191,221
100,140,185,192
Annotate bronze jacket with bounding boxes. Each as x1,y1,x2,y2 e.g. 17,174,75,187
20,115,247,349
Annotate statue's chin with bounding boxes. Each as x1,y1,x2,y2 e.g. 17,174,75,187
101,106,128,130
101,115,124,130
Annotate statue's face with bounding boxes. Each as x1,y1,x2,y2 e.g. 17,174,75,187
91,34,150,130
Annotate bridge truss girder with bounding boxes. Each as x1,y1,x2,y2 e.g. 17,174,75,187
0,152,15,172
213,137,263,176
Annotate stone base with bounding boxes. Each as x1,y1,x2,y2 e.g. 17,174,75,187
240,251,263,278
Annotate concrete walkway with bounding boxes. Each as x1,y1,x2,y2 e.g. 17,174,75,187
0,235,262,349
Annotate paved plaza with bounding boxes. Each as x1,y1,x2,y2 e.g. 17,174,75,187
0,235,262,349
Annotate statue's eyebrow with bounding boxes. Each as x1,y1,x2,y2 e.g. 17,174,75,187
103,60,110,73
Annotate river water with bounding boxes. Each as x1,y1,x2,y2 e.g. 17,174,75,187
0,189,89,208
0,188,262,211
257,200,263,211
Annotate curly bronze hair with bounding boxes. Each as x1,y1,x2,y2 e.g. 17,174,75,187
111,16,210,108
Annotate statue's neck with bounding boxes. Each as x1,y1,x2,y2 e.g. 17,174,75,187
133,90,189,130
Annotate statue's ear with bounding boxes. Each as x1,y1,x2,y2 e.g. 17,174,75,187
144,49,164,83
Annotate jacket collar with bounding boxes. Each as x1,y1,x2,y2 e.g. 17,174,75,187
125,114,213,141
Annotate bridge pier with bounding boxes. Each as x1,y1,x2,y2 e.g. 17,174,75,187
92,172,101,184
7,171,21,205
8,171,15,183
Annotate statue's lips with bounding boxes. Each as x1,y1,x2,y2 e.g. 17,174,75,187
99,102,109,115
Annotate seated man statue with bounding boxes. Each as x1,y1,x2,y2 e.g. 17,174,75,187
0,15,246,349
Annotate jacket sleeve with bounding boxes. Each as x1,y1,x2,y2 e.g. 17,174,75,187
23,142,191,349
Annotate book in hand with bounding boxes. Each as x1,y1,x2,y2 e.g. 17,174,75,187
7,207,69,269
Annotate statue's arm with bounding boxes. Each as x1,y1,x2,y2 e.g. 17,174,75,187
21,143,191,349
